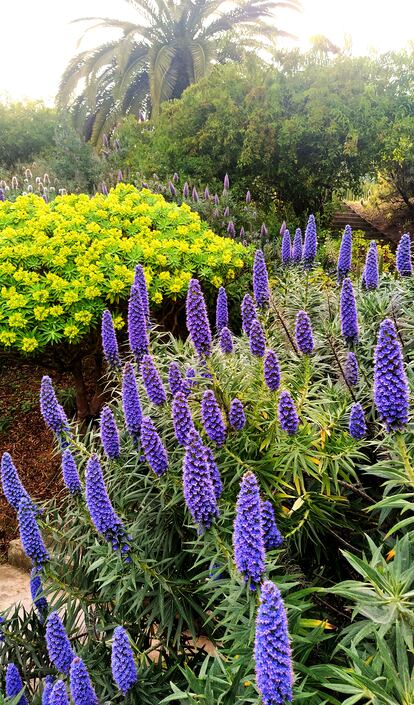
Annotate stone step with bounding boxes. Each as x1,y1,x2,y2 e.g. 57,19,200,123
0,564,31,613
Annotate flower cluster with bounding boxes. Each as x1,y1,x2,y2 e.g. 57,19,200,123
278,391,299,435
264,350,281,391
396,233,412,277
363,240,379,289
122,362,142,443
186,278,212,357
140,354,167,405
111,627,138,695
261,500,284,550
374,318,409,431
295,310,314,354
172,391,195,446
233,472,265,589
140,416,169,475
100,405,121,460
45,612,75,674
253,250,270,308
201,390,227,446
85,454,130,553
303,214,317,268
337,225,352,282
340,278,359,343
183,429,220,533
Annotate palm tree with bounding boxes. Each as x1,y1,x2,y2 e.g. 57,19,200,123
58,0,301,145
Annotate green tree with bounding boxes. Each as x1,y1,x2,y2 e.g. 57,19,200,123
0,101,57,169
57,0,300,144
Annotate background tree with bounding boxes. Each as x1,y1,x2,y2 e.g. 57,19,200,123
57,0,301,144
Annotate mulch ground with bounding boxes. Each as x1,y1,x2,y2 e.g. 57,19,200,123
0,362,72,561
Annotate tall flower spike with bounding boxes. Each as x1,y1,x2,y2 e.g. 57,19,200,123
49,681,70,705
85,455,129,553
42,676,55,705
192,186,199,202
227,221,236,237
70,657,99,705
261,500,283,550
344,351,359,386
260,223,268,240
229,399,246,430
241,293,257,335
220,326,233,353
374,318,409,432
223,173,230,191
337,224,353,282
216,287,229,332
134,264,150,322
5,664,28,705
295,310,314,354
172,392,195,446
363,240,379,289
183,429,219,533
253,250,270,308
340,278,359,343
45,612,75,674
264,350,281,392
101,310,121,369
204,446,222,500
122,362,142,443
186,279,212,357
349,403,367,440
1,452,32,512
40,376,65,435
128,284,149,360
111,627,138,695
140,354,167,405
292,228,302,263
62,449,82,495
140,416,169,476
396,233,412,276
254,581,293,705
100,406,121,460
246,190,251,204
204,186,210,200
233,471,265,589
278,391,299,435
249,319,266,357
168,361,183,396
30,568,48,621
183,182,189,198
303,214,317,269
281,229,292,266
18,496,49,566
201,390,227,446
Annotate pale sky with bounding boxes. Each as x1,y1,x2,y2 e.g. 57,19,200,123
1,0,414,104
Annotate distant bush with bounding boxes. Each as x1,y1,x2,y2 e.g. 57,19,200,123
0,101,57,169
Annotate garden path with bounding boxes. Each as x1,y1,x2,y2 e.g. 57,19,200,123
0,564,31,612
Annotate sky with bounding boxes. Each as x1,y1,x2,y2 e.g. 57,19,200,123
1,0,414,104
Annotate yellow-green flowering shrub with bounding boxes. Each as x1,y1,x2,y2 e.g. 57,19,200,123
0,184,249,355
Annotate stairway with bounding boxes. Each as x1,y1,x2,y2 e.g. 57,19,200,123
331,203,392,241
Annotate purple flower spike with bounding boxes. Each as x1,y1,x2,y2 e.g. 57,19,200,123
172,392,195,446
169,181,176,197
254,581,293,705
261,500,283,550
264,350,281,392
340,278,359,343
292,228,302,263
337,225,353,282
223,173,230,191
204,186,210,200
140,354,167,405
260,223,268,240
229,398,246,430
396,233,412,276
70,657,99,705
214,193,219,206
30,568,48,622
233,471,265,589
173,172,179,183
5,664,28,705
192,186,199,202
363,241,379,290
1,452,32,512
117,170,123,182
344,352,359,386
201,390,227,446
253,250,270,308
240,226,245,238
85,454,129,552
18,496,49,566
170,362,185,398
46,612,75,674
49,681,70,705
42,676,55,705
62,449,82,495
204,446,222,500
374,318,409,432
246,190,251,204
227,220,236,237
295,310,314,354
216,287,229,332
100,406,121,460
186,279,212,357
303,214,317,269
249,319,266,357
278,391,299,435
128,285,149,360
111,626,138,695
134,264,150,323
183,429,219,533
281,229,292,266
241,294,257,335
122,362,142,443
40,376,65,435
220,326,233,353
140,416,168,476
349,403,367,440
183,182,189,199
101,310,121,369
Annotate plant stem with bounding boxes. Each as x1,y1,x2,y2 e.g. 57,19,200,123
395,433,414,486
